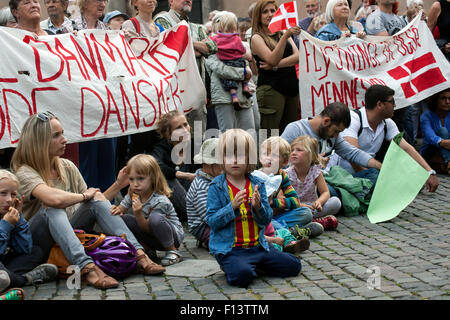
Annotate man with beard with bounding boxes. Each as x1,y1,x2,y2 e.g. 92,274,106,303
299,0,321,34
281,102,382,202
365,0,406,36
40,0,73,34
281,102,382,172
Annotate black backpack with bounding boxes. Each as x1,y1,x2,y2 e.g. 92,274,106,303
353,109,390,162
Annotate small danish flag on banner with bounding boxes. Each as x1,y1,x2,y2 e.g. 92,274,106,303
268,1,299,33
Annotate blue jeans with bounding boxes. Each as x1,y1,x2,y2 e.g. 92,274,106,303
215,245,301,288
28,200,144,269
271,207,312,229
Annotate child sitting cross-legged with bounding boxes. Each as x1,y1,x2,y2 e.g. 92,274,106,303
206,129,302,288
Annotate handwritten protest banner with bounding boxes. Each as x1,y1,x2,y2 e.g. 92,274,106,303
298,14,450,119
0,21,206,148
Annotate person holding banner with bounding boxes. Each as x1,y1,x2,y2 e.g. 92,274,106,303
9,0,49,36
121,0,163,39
11,112,166,289
73,0,108,30
314,0,366,41
73,0,118,193
250,0,301,135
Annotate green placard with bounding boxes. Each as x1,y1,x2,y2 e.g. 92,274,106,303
367,134,430,224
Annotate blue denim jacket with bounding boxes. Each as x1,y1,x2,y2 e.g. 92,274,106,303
315,22,356,41
205,173,273,256
0,213,33,261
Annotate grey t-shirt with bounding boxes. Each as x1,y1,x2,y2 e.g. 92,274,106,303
121,192,184,242
365,9,407,36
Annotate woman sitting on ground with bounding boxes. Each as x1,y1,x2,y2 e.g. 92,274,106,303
11,112,165,290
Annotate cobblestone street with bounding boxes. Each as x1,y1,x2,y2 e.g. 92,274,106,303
24,174,449,301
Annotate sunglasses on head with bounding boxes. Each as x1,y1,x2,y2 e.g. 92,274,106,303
36,111,56,121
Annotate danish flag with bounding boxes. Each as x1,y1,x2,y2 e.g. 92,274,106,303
386,52,447,99
268,1,299,33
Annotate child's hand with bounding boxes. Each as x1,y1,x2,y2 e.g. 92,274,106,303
312,200,322,212
3,207,20,225
110,205,123,216
132,197,143,214
232,189,247,210
251,185,261,210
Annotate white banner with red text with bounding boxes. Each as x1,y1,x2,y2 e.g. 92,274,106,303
298,14,450,119
0,21,206,148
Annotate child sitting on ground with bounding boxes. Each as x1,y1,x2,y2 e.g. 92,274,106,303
286,136,341,231
186,138,222,249
111,154,184,266
258,136,324,239
0,170,58,297
206,129,301,288
210,11,253,110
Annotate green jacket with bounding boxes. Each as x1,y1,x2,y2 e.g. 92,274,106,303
324,166,373,217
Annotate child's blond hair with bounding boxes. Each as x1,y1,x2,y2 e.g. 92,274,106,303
0,169,19,187
212,11,238,34
218,129,258,174
126,154,172,198
260,136,291,164
290,136,323,167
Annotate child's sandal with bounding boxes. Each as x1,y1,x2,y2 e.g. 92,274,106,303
161,250,183,266
0,288,25,300
284,238,310,254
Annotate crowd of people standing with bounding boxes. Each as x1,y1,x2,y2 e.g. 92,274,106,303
0,0,449,298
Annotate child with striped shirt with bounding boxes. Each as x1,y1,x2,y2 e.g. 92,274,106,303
186,138,222,250
206,129,302,288
259,137,323,238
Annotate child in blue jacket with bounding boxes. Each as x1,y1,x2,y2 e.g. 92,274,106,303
0,170,57,293
205,129,302,288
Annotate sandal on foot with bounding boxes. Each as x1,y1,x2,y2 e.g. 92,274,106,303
136,254,165,275
0,288,25,300
161,250,183,266
284,238,310,254
81,264,119,289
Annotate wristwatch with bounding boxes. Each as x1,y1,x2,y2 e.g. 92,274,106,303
428,169,437,175
272,66,278,71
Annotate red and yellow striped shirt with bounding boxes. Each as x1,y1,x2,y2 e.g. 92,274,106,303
227,178,259,248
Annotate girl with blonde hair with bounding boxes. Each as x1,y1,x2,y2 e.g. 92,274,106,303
111,154,184,266
11,112,165,290
286,136,341,231
0,169,58,298
206,129,301,288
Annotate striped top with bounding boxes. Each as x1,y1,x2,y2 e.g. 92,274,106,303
227,178,259,248
271,169,301,210
186,169,214,233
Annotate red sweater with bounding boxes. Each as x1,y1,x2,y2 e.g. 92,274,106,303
211,32,246,61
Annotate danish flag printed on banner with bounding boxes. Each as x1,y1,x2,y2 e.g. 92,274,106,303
268,1,299,33
387,52,447,99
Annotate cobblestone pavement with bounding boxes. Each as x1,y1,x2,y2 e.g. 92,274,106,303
25,174,449,301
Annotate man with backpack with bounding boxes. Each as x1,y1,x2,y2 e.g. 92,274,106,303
334,84,439,192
